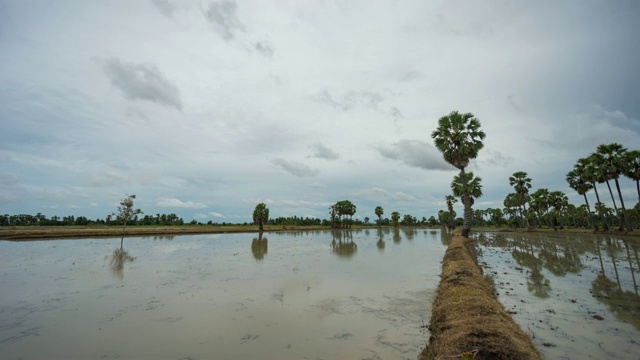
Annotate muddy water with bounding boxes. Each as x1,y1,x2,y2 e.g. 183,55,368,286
473,232,640,359
0,229,445,360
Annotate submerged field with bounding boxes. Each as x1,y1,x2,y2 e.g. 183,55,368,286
0,229,446,359
473,232,640,359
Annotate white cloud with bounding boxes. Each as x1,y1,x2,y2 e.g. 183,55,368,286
156,198,208,209
1,1,638,222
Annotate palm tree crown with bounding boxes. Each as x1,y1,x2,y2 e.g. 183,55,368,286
451,171,483,206
431,111,486,169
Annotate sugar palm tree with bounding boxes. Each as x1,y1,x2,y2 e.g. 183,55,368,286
567,165,597,231
530,188,551,227
374,206,384,227
590,153,622,229
445,195,457,230
451,171,483,214
549,191,569,230
596,143,632,231
431,111,485,236
623,150,640,203
509,171,532,229
503,193,520,227
580,157,609,230
451,171,482,228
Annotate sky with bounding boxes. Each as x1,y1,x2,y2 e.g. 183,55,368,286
1,0,639,223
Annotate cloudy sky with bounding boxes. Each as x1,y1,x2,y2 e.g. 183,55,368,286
1,1,639,223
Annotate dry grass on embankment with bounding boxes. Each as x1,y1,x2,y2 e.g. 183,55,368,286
421,231,542,360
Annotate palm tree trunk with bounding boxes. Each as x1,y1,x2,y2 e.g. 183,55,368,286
614,178,633,231
522,201,531,229
583,194,597,231
592,183,609,230
460,167,472,237
606,180,623,229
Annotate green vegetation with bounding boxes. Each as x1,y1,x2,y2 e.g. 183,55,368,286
113,194,143,233
252,203,269,231
431,110,486,237
391,211,400,228
330,200,357,228
374,206,384,227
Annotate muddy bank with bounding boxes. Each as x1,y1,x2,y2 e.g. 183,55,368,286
421,231,541,360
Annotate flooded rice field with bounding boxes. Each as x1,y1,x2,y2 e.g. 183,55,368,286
473,232,640,359
0,229,446,360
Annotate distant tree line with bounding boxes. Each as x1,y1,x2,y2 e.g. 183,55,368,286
0,212,184,227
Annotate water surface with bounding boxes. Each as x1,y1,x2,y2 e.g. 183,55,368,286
0,229,446,359
473,232,640,359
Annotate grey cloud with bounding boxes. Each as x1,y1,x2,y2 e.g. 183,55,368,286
478,150,515,168
203,0,245,40
375,140,452,171
102,58,183,110
595,106,640,134
314,90,384,112
389,106,403,121
150,0,176,17
401,70,422,82
253,41,274,58
272,158,319,177
309,143,339,160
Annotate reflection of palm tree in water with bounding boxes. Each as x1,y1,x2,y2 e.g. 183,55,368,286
591,236,640,330
605,238,622,291
331,230,357,258
251,233,268,260
376,228,385,251
622,240,638,296
109,237,134,279
539,242,582,276
393,228,401,244
402,228,415,241
592,274,640,330
511,249,551,298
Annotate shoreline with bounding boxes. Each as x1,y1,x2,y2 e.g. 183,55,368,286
1,225,636,241
0,225,338,241
420,230,542,359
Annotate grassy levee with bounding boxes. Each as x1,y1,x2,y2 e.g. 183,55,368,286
420,230,542,360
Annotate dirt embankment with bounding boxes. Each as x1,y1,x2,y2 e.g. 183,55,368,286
421,231,542,360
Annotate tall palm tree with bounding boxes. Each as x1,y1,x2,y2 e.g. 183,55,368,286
581,157,609,230
445,195,457,230
530,188,551,228
596,143,632,232
509,171,532,229
431,111,486,236
503,193,520,227
590,153,622,228
549,191,569,230
623,150,640,204
374,206,384,227
451,171,483,227
567,165,597,231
